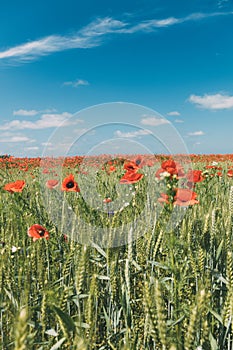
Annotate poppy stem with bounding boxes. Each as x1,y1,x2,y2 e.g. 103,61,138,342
60,192,66,233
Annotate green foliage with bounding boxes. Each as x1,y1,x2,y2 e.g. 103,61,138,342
1,160,233,349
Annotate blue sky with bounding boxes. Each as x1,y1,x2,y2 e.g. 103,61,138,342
0,0,233,157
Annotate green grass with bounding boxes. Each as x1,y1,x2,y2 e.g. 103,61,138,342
1,159,233,349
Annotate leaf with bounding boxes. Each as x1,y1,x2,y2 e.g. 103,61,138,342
50,337,66,350
90,242,107,258
52,305,76,333
45,328,59,337
148,261,169,270
75,321,90,329
167,315,185,327
209,331,218,350
131,259,142,271
208,308,223,325
103,306,111,330
216,239,224,262
217,275,228,285
4,288,18,309
97,275,110,281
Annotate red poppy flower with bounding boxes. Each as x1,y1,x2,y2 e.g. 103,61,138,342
166,167,178,175
187,170,204,183
120,171,144,184
156,159,185,179
155,168,167,178
158,193,170,204
133,156,143,166
161,159,176,170
186,169,204,188
108,165,116,173
3,180,26,193
28,224,49,242
61,174,80,192
174,189,199,206
46,179,59,189
132,156,155,167
206,165,222,170
228,170,233,177
145,160,154,167
176,165,185,178
206,165,213,169
124,161,139,173
103,197,112,203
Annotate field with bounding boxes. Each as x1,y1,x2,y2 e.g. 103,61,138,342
1,153,233,350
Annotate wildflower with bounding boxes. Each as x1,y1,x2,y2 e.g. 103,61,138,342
134,156,143,166
158,193,170,204
156,159,185,179
61,174,80,192
186,169,204,188
43,168,50,174
11,246,20,253
124,161,139,173
160,171,172,179
28,224,49,242
46,179,59,189
3,180,26,193
187,169,204,183
206,165,222,170
120,171,144,184
161,159,177,170
103,197,112,203
108,165,116,173
174,189,199,206
155,168,167,178
63,234,68,243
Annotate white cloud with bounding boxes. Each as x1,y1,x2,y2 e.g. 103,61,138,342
41,142,52,146
188,93,233,110
0,35,89,61
125,17,179,32
140,116,169,126
25,146,39,151
0,18,126,62
0,135,34,143
175,119,184,123
154,17,179,27
73,128,91,136
0,112,76,130
114,129,151,138
0,12,232,62
218,0,230,8
13,109,39,116
63,79,89,87
44,140,75,153
13,108,56,116
167,111,180,116
188,131,205,136
79,17,127,36
120,12,230,33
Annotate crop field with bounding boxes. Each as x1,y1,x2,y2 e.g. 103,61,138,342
1,153,233,350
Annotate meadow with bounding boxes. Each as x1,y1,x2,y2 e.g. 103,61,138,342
1,153,233,350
